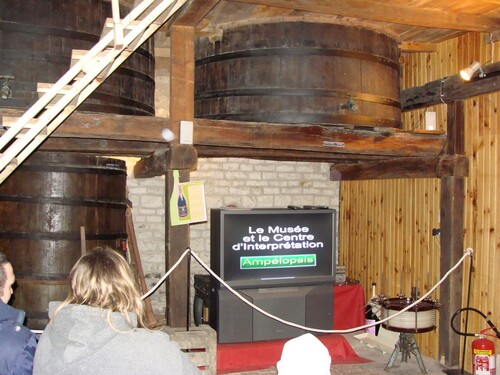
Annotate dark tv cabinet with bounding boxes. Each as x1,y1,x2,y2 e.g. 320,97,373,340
209,282,334,343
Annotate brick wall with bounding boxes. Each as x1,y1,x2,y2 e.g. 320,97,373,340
127,157,340,317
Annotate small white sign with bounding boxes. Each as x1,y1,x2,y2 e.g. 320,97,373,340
179,120,194,144
425,112,437,131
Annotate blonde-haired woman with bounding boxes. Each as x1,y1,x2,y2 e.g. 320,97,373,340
33,247,200,375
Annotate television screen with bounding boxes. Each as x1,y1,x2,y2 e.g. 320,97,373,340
210,208,337,288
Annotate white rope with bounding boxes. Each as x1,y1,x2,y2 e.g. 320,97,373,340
141,247,473,334
33,247,472,335
140,248,191,300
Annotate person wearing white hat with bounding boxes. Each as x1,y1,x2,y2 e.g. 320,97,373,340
276,333,332,375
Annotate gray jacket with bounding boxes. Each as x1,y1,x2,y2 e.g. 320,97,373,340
33,302,200,375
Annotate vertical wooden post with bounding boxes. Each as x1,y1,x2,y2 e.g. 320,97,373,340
169,24,194,141
439,100,465,366
166,24,195,327
165,169,191,327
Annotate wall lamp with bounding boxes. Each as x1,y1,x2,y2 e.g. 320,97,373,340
0,75,14,99
460,62,485,81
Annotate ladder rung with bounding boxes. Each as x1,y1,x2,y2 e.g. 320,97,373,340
37,83,80,106
101,19,148,51
1,116,37,128
1,116,37,137
102,18,143,33
37,82,74,95
1,117,48,138
71,49,110,63
70,50,114,81
0,129,29,138
70,49,131,81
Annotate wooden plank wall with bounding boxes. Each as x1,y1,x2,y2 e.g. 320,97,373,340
339,31,500,367
341,178,442,356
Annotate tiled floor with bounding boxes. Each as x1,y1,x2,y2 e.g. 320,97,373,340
223,332,454,375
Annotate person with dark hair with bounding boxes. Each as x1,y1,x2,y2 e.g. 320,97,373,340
0,251,38,375
33,247,200,375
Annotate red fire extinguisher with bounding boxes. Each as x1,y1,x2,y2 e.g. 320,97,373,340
451,304,500,374
472,330,496,375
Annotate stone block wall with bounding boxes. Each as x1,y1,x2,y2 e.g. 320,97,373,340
127,157,340,317
127,175,167,315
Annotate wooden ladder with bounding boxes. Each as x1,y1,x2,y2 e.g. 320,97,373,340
0,0,185,185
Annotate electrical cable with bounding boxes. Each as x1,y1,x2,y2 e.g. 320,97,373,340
144,247,473,334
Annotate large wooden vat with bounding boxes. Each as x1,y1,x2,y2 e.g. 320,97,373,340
0,152,128,329
195,22,401,128
0,0,155,116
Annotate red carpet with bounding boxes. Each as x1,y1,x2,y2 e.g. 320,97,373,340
216,334,370,374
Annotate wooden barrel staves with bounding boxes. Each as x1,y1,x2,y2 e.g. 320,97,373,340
0,0,155,116
0,152,128,329
195,21,401,128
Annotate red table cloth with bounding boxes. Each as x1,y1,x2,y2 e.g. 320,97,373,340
333,283,365,330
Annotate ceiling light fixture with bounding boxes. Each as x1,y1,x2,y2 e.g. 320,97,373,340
460,62,485,81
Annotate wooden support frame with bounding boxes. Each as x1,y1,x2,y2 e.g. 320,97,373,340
438,101,466,367
165,23,196,328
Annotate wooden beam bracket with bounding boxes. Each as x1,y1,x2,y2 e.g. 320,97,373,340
330,157,441,181
134,143,198,178
437,155,469,178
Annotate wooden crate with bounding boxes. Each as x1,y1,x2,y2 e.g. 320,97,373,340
163,324,217,375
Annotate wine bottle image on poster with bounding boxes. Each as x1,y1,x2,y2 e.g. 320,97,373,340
170,171,207,226
177,185,188,218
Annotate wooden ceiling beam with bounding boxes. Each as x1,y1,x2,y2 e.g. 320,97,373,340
193,118,446,158
227,0,500,32
0,109,168,143
195,145,395,163
26,138,167,156
0,109,448,162
329,154,468,181
401,61,500,111
331,157,440,180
